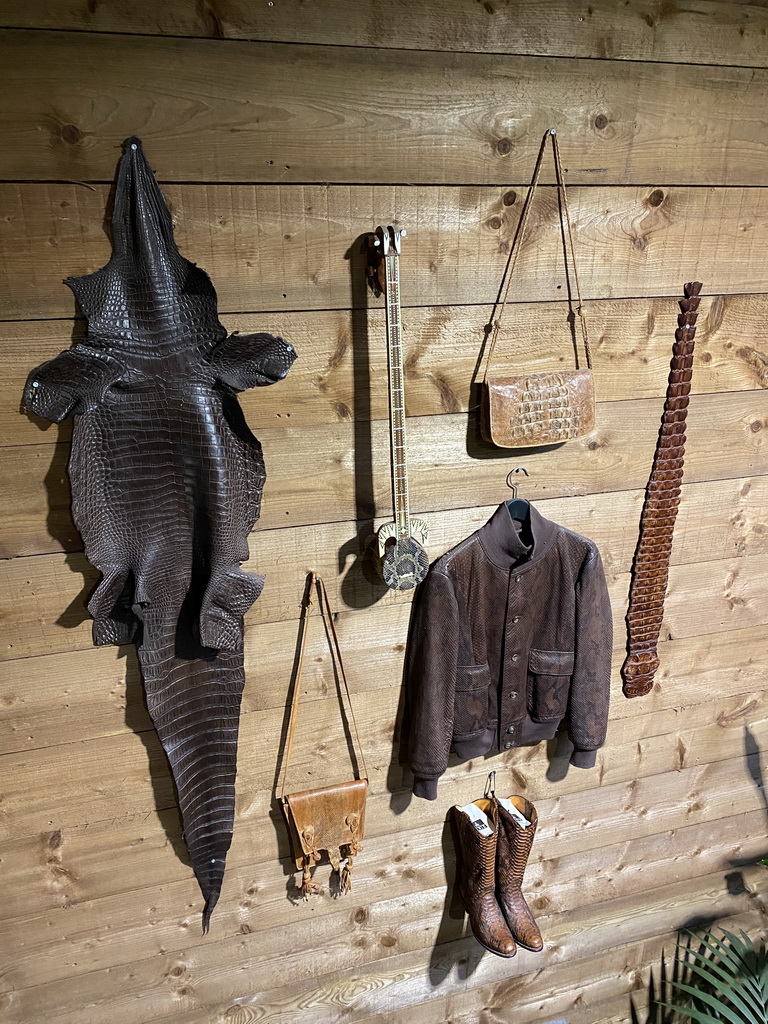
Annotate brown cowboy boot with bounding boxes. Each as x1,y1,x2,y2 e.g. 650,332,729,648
495,795,543,952
452,798,517,957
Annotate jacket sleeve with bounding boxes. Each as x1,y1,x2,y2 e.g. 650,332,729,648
405,568,459,800
568,545,613,768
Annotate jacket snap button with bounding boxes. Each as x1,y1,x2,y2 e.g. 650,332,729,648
511,653,520,662
507,725,515,734
512,615,521,623
515,575,522,583
508,692,517,700
504,741,513,749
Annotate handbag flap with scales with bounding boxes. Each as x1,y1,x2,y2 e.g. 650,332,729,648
481,129,595,449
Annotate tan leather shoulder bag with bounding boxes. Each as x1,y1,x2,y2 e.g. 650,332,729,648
481,128,595,448
279,572,368,898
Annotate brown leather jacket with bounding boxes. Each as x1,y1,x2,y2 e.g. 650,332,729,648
405,502,612,799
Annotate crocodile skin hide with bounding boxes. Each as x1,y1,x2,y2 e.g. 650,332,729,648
621,282,701,698
22,137,297,928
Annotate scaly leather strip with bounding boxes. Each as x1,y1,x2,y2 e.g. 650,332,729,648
622,282,702,698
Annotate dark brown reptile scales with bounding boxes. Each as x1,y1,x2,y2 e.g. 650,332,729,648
22,138,297,928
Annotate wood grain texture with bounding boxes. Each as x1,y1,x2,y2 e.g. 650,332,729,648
3,734,763,920
3,609,767,756
200,870,763,1024
352,912,765,1024
2,659,767,843
7,867,755,1024
4,0,768,66
4,386,766,557
5,183,768,320
5,292,768,445
3,14,768,1024
3,463,768,659
3,32,768,185
3,806,765,992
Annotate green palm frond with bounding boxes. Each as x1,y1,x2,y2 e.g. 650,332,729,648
660,929,768,1024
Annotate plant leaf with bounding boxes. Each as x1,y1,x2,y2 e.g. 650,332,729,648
691,932,746,976
659,1000,725,1024
669,981,757,1024
681,955,765,1020
684,940,766,1011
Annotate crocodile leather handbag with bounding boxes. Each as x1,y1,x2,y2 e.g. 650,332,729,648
279,573,368,897
481,129,595,448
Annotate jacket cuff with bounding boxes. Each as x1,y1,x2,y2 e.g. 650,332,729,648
570,748,598,769
412,775,440,800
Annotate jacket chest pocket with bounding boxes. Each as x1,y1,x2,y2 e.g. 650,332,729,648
527,649,574,721
454,664,491,738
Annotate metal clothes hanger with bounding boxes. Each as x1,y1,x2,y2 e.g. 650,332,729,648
505,466,530,519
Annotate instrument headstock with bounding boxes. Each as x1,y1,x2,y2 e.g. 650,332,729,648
368,225,407,294
374,224,406,255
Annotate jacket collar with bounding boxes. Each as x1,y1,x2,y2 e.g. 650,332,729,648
478,501,558,570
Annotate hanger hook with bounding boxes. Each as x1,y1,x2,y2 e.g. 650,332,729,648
506,466,529,497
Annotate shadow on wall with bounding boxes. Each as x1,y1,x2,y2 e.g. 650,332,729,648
427,816,485,985
337,231,391,611
630,724,768,1023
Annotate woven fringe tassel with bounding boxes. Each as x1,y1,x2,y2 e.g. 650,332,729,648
300,855,321,899
339,854,354,895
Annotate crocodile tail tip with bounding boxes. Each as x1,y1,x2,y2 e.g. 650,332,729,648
122,136,144,153
201,889,220,934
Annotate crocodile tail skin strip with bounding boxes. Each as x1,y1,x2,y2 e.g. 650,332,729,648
621,282,702,698
22,138,297,929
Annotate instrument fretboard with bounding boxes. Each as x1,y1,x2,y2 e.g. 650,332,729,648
383,250,410,537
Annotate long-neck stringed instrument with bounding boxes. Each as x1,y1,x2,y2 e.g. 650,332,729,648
370,225,429,591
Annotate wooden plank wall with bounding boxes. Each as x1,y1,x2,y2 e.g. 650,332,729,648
2,3,768,1022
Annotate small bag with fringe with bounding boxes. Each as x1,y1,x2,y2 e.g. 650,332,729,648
279,572,368,897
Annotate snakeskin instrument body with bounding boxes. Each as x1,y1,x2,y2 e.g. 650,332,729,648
622,282,701,698
22,138,296,927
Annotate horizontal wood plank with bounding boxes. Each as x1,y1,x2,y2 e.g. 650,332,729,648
2,550,766,754
4,864,758,1024
3,33,768,185
5,184,768,320
192,871,763,1024
3,479,767,752
3,735,763,922
3,386,767,559
2,659,766,842
3,805,765,993
353,911,765,1024
3,13,768,1024
3,494,768,665
3,466,768,664
5,292,768,446
4,0,768,67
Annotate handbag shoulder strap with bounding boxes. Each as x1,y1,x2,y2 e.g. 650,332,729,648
483,128,592,382
279,572,368,799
